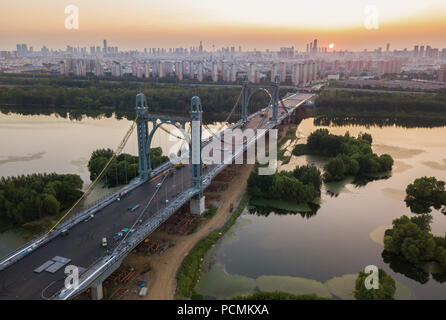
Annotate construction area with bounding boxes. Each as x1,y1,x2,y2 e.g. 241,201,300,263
74,164,242,300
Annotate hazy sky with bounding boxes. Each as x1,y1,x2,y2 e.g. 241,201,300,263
1,0,446,51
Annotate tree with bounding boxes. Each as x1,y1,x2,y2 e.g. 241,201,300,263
384,215,436,264
405,177,446,214
358,132,373,144
354,268,396,300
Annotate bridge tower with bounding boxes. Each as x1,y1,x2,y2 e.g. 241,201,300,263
241,81,280,124
136,93,150,179
189,96,205,215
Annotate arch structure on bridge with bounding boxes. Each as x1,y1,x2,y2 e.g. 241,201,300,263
135,93,205,214
241,79,280,124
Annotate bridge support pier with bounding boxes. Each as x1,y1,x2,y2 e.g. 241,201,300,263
91,282,103,300
190,196,205,215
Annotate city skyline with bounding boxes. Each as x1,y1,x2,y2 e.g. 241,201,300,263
1,0,446,51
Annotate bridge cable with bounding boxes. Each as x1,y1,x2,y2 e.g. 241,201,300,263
36,117,139,244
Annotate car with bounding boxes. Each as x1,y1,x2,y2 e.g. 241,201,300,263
61,229,69,236
102,237,108,247
113,232,124,241
165,199,169,204
128,204,140,212
84,214,94,222
156,182,162,189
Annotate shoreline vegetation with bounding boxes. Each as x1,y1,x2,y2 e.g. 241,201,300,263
312,89,446,128
0,173,83,237
0,74,284,123
247,163,322,213
381,177,446,284
88,148,168,188
293,129,393,182
175,194,250,299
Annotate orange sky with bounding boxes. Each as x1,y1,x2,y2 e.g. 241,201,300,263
1,0,445,51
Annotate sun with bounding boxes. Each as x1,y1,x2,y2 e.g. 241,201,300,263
329,43,335,49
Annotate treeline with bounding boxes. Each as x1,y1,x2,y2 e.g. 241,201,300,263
87,148,168,187
0,75,275,122
247,164,322,204
0,173,83,227
313,116,446,129
315,90,446,115
293,129,393,182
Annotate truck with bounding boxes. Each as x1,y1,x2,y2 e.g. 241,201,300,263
116,189,129,202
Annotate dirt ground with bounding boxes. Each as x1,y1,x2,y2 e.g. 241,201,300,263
119,163,254,300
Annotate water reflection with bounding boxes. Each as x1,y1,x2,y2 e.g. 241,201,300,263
314,116,446,129
247,203,320,219
382,251,431,284
198,117,446,299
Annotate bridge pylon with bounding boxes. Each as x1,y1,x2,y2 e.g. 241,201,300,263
189,96,205,215
136,93,150,179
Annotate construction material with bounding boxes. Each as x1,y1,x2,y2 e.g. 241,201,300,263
34,260,54,273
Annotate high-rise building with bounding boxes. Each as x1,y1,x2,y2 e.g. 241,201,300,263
103,40,107,54
212,61,218,82
175,61,183,80
439,64,446,83
197,62,203,82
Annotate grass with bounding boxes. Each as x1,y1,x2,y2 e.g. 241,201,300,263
175,194,250,299
203,205,217,218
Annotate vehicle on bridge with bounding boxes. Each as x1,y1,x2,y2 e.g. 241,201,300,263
128,204,140,212
176,161,184,168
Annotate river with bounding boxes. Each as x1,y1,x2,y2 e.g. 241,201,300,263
196,118,446,300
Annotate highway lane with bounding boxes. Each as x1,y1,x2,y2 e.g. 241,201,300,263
0,93,308,300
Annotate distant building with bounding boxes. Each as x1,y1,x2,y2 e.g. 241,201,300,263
439,64,446,83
